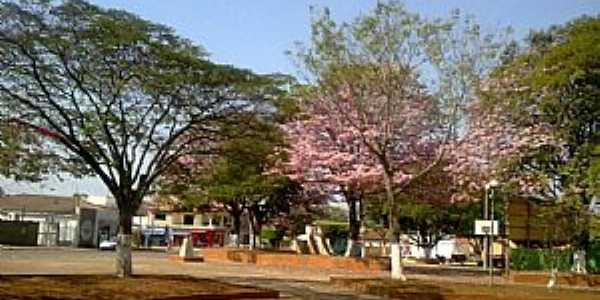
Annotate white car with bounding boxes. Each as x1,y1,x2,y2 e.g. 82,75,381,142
99,239,117,251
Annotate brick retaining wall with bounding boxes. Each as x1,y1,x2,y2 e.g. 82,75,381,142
201,248,389,272
201,249,600,288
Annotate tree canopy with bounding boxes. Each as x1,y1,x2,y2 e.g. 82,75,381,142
0,0,282,276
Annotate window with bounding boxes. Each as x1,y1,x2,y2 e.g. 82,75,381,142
183,214,194,225
201,215,210,226
154,213,166,221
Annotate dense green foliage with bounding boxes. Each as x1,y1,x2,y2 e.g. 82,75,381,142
511,248,573,272
159,116,296,239
0,0,284,275
0,124,57,182
587,241,600,274
511,244,600,274
0,0,278,222
260,228,286,248
481,15,600,250
318,222,350,256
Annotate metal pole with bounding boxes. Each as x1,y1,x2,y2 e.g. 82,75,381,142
490,188,494,286
505,193,510,278
483,188,489,270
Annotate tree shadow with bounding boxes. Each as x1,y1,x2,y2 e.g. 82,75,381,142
213,276,381,299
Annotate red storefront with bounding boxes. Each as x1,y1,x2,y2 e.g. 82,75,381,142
190,228,225,247
171,228,225,248
173,229,225,248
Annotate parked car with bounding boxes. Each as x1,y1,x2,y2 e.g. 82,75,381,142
99,238,117,251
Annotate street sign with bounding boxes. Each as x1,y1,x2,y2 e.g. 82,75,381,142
474,220,499,236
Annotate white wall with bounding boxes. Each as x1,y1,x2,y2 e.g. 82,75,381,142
84,196,117,208
0,212,78,246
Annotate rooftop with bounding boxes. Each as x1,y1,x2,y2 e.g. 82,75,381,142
0,194,122,215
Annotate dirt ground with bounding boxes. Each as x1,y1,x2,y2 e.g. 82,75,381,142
0,248,382,300
332,277,600,300
0,275,276,300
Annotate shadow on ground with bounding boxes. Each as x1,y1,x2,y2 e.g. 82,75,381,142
213,276,382,300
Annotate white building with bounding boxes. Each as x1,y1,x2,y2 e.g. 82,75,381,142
0,194,118,247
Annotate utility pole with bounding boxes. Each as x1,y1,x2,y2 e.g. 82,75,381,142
483,189,488,270
486,179,499,286
489,187,495,286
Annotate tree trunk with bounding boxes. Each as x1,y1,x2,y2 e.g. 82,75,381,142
254,215,264,250
423,245,434,260
232,212,241,248
249,204,264,249
228,203,242,248
116,211,133,277
383,170,406,281
247,210,254,250
345,191,362,257
249,210,257,249
255,221,262,249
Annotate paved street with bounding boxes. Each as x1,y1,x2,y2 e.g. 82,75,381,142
0,248,383,299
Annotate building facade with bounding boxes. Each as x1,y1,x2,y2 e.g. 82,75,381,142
0,194,118,247
136,208,230,248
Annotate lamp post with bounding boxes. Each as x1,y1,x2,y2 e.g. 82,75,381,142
485,179,500,285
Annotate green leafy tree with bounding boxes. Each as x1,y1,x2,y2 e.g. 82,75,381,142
484,16,600,250
159,116,311,248
0,0,273,276
0,123,57,182
397,201,486,258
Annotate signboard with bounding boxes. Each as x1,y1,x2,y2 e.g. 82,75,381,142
474,220,499,236
142,227,166,236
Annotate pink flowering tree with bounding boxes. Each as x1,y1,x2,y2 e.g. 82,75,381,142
280,111,399,256
276,74,443,262
286,1,517,279
288,3,446,241
282,3,458,279
280,79,440,241
446,64,563,203
447,107,560,202
276,83,444,264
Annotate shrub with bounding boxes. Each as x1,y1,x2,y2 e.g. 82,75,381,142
318,223,349,256
260,228,285,248
511,248,573,271
587,241,600,274
319,223,349,238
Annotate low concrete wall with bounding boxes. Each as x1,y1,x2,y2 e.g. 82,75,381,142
202,248,390,272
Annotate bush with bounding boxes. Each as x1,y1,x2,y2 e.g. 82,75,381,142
511,248,573,271
328,238,348,256
316,222,349,255
319,223,349,238
318,223,349,256
260,228,285,248
587,241,600,274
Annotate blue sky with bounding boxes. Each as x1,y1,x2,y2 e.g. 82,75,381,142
86,0,600,76
4,0,600,197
